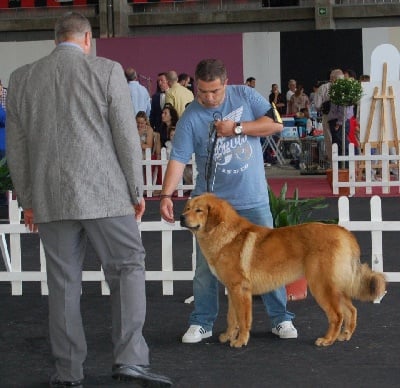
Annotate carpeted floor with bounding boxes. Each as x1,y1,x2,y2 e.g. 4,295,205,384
268,176,400,198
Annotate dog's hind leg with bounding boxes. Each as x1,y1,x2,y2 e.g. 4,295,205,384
337,296,357,342
225,284,252,348
219,293,239,344
309,285,344,346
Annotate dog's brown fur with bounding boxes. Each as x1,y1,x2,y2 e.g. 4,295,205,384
180,193,386,348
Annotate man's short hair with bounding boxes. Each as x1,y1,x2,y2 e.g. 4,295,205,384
125,67,138,82
195,59,227,83
54,12,91,44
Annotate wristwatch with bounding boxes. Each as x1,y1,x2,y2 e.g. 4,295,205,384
234,122,243,135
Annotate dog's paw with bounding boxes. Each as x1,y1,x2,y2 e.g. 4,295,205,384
337,331,352,342
230,339,246,348
219,332,231,343
315,336,334,346
230,333,249,348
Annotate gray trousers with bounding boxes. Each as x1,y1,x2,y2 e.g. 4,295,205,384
38,215,149,381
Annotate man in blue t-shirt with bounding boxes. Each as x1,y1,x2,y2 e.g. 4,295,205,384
160,59,297,343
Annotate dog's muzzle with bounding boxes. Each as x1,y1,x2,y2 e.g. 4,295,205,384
180,214,187,227
180,214,200,231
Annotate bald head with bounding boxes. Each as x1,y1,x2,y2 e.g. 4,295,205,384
125,67,138,82
167,71,178,86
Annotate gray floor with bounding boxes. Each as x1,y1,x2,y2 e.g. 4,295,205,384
1,198,399,388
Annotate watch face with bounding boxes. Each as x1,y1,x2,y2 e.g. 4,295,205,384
235,125,242,135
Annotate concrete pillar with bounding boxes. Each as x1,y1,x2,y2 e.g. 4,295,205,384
315,0,335,30
98,0,128,38
113,0,129,37
98,1,109,38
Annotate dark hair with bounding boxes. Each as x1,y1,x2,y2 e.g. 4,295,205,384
246,77,256,83
54,12,91,43
162,105,179,127
156,72,167,93
344,69,357,79
195,59,227,83
178,73,189,83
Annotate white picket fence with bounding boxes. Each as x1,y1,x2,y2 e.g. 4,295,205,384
1,161,399,295
0,148,197,296
338,195,400,284
331,142,400,195
142,147,196,197
0,193,197,296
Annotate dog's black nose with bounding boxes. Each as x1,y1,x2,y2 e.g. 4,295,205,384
180,214,186,227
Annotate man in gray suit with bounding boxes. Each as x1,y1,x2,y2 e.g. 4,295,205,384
6,12,172,388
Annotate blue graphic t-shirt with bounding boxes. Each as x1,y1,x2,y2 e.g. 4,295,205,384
170,85,270,210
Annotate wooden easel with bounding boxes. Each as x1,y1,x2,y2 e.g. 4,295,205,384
359,63,399,177
362,62,399,152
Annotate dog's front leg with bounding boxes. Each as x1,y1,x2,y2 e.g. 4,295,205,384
219,292,239,344
227,284,252,348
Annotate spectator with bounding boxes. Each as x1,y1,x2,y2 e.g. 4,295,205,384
125,67,151,116
136,110,154,159
288,84,309,115
178,73,191,88
0,80,7,109
314,68,344,167
160,104,179,148
269,83,286,115
245,76,256,88
165,126,175,160
150,72,169,133
165,70,194,117
344,69,357,79
285,79,296,112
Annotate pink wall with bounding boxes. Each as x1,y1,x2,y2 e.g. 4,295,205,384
96,33,243,95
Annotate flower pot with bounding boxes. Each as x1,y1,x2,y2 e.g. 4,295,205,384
286,277,307,301
326,168,350,196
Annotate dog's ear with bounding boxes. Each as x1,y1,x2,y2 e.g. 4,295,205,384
204,201,224,232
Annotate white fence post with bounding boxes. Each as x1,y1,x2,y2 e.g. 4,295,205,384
9,191,22,295
370,196,383,274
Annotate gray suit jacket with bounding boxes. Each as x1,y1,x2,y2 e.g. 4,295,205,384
6,44,143,223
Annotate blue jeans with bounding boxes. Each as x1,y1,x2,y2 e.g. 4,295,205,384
188,206,295,331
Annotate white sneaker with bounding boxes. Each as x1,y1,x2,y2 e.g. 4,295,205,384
182,325,212,343
272,321,298,339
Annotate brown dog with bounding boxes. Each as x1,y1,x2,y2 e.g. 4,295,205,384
180,193,386,348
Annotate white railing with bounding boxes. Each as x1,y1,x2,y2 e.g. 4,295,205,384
142,147,195,198
338,195,400,283
1,192,399,296
0,147,197,296
0,193,196,296
331,143,400,196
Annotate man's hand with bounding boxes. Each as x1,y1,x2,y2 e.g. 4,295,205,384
214,119,236,137
133,198,146,221
160,197,175,223
23,208,38,232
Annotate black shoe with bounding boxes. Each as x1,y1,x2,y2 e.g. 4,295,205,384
49,374,83,388
112,364,173,387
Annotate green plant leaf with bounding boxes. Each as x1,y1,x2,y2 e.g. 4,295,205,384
268,184,335,227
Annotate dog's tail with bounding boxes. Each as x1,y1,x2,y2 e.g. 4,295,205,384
352,263,386,302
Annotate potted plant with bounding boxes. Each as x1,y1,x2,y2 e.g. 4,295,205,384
327,77,363,194
268,183,335,300
329,78,363,165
